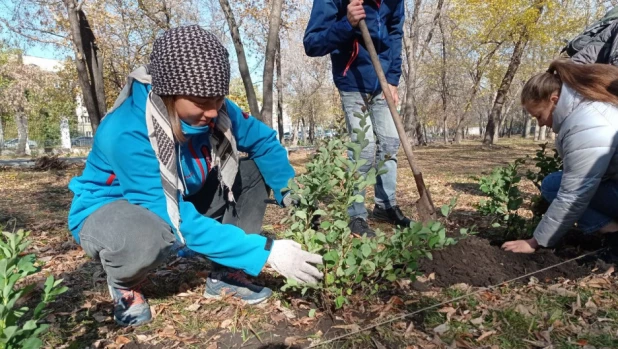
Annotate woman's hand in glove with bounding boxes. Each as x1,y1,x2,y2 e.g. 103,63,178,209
267,240,323,284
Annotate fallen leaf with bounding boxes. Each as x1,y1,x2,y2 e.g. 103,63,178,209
135,335,151,342
586,278,611,289
477,330,496,341
92,339,107,349
270,312,286,324
405,322,415,337
548,285,577,297
115,336,131,345
159,325,177,338
184,302,201,312
433,323,450,335
515,304,536,317
452,283,471,293
438,307,457,322
522,339,547,347
206,342,218,349
93,313,108,323
470,316,484,326
585,299,597,309
284,336,303,346
333,324,361,331
220,319,233,329
372,338,388,349
277,305,296,320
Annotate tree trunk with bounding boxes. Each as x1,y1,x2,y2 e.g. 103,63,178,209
309,102,315,144
483,2,542,145
539,125,547,141
15,108,30,156
416,117,426,146
219,0,260,119
479,112,484,137
276,38,284,144
0,115,4,153
523,109,531,138
549,130,556,141
261,0,284,128
534,120,540,141
402,0,443,145
484,36,527,145
439,16,448,145
507,113,514,137
454,45,501,144
64,0,106,134
300,117,306,143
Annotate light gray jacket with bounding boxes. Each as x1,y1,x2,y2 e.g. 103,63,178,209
534,84,618,247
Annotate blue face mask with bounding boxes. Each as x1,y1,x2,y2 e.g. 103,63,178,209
180,119,213,136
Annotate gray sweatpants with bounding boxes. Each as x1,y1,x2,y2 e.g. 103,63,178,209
79,159,270,289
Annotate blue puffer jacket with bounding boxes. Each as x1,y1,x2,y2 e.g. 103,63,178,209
68,80,295,276
303,0,405,93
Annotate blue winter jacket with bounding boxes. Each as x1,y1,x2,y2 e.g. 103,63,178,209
303,0,405,93
68,80,295,276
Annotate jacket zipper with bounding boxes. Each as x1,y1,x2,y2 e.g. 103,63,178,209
178,143,188,196
188,140,206,186
343,39,360,76
375,0,382,91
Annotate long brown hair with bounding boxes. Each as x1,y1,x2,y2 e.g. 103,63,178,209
521,59,618,105
159,96,186,143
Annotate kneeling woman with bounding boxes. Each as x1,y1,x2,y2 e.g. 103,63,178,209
68,26,322,326
503,59,618,255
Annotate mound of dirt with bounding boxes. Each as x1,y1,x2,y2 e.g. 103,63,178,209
419,235,595,287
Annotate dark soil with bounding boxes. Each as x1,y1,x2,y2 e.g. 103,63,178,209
419,234,600,287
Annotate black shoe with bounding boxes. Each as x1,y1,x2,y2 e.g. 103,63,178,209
601,232,618,264
372,205,413,228
348,217,376,238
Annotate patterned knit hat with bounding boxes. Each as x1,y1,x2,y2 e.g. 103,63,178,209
150,25,230,97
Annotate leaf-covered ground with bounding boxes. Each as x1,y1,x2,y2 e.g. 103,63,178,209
1,138,616,349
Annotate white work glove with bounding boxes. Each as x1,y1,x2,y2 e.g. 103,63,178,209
267,240,323,284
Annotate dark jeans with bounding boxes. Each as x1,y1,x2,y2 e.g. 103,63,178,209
80,159,270,288
186,159,270,278
542,171,618,234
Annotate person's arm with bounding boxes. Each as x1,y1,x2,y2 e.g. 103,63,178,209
573,22,618,65
505,116,616,252
101,123,272,276
304,0,356,57
385,0,405,86
225,100,295,205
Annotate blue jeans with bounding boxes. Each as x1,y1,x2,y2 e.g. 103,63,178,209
541,171,618,234
340,90,400,219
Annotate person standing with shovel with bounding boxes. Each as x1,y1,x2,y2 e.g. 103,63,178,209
304,0,413,237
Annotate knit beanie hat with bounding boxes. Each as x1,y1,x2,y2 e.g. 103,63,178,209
150,25,230,97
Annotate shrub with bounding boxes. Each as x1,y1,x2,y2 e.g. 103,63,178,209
0,230,67,349
282,113,472,309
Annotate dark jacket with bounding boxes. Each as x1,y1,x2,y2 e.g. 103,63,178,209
572,21,618,65
565,7,618,65
303,0,405,93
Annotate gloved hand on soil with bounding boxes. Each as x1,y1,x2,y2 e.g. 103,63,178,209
267,239,323,284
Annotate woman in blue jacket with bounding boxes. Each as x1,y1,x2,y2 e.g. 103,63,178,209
68,25,323,327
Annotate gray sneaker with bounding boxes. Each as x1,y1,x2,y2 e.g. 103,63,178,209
203,270,272,305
